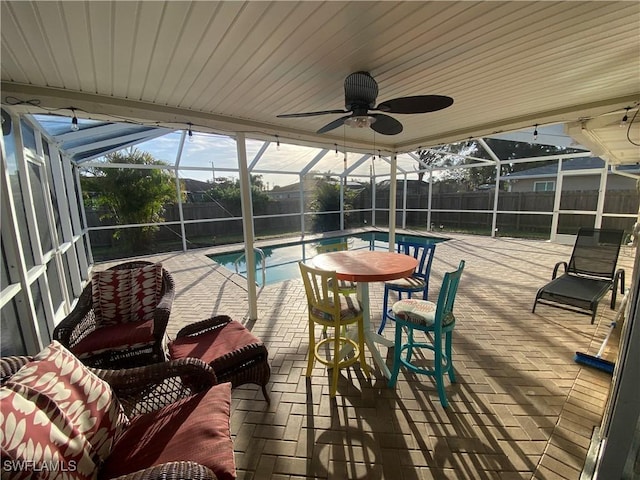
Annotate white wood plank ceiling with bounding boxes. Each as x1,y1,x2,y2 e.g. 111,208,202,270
1,1,639,162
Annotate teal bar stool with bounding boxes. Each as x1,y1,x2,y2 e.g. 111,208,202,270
387,260,465,407
378,241,436,334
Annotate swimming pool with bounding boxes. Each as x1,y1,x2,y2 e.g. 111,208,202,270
208,231,447,286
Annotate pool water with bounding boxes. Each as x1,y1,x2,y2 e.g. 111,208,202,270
208,231,446,286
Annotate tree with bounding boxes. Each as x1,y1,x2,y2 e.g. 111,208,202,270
202,174,270,212
309,177,357,232
416,142,473,183
415,139,585,190
81,149,178,251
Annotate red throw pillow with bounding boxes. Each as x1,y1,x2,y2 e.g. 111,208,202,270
0,341,129,480
92,263,163,327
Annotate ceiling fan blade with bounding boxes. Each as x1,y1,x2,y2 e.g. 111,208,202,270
370,114,403,135
376,95,453,114
317,115,351,134
277,109,349,118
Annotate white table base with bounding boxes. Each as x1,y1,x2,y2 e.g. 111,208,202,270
339,282,393,379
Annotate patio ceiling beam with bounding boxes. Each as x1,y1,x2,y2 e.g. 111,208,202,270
1,83,386,155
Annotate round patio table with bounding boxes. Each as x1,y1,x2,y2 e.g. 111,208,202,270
312,249,418,379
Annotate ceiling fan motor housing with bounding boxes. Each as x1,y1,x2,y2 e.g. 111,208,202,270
344,71,378,111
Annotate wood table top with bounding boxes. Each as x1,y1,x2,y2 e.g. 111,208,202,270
311,250,417,282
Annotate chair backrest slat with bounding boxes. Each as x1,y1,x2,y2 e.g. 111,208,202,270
436,260,465,325
298,262,342,319
568,228,624,279
396,241,436,282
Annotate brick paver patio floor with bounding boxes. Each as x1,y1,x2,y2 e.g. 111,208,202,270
100,230,635,480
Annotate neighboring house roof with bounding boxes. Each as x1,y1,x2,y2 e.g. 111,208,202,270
183,178,213,192
377,179,429,189
271,178,364,193
504,157,640,180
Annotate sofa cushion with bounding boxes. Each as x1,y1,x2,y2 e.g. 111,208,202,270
71,319,155,357
0,341,128,480
169,320,265,373
391,299,455,327
92,263,163,327
100,382,235,480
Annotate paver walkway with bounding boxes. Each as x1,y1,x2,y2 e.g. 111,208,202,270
99,230,636,479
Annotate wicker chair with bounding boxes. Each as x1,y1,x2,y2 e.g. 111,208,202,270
169,315,271,402
53,260,175,369
1,352,236,480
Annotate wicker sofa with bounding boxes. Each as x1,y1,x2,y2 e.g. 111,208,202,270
0,341,236,480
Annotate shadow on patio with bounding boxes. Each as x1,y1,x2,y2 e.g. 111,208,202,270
104,232,634,480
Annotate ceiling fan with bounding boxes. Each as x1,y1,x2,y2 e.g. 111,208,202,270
276,71,453,135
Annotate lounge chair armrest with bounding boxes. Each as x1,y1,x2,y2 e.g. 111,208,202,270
110,461,218,480
92,358,218,417
175,315,233,339
552,261,567,279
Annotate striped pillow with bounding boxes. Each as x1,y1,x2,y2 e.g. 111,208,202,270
92,263,163,327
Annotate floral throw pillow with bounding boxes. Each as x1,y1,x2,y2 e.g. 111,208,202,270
91,263,163,327
0,341,129,480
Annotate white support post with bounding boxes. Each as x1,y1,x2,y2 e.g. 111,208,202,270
491,162,501,237
427,169,433,231
340,178,345,231
550,159,563,242
402,173,408,229
299,173,305,234
388,154,397,251
236,133,258,321
175,131,188,251
595,164,608,228
371,167,377,227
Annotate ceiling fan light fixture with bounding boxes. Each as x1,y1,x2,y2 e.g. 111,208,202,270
344,115,376,129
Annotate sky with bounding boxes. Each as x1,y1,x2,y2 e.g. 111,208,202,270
134,129,415,189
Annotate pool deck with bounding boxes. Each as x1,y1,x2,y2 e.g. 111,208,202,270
97,229,636,480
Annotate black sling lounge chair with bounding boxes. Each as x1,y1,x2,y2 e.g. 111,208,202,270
532,227,625,324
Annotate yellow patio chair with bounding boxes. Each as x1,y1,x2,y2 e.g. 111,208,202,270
298,261,369,397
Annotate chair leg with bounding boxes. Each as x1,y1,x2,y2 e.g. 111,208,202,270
261,384,271,404
405,326,414,364
357,319,370,378
378,286,391,334
330,332,340,397
388,321,403,388
445,330,456,384
434,334,448,408
306,322,315,377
